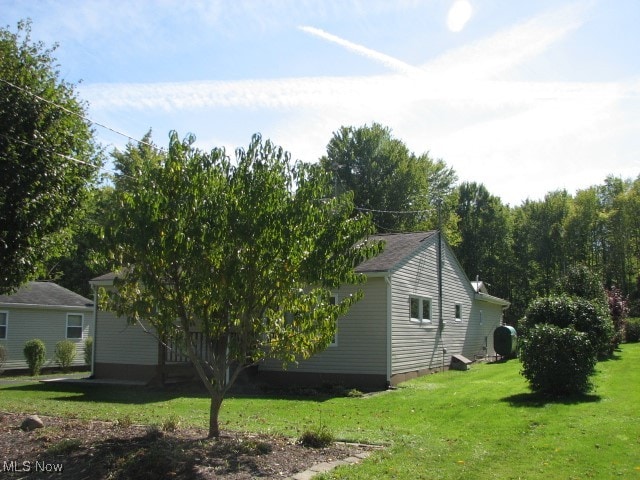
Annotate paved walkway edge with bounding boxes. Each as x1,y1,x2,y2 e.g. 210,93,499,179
289,450,373,480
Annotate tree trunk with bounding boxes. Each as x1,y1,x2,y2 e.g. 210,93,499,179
208,391,224,438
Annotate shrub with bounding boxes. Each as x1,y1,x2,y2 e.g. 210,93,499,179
626,318,640,342
298,425,334,448
519,324,597,395
0,344,7,373
523,295,613,358
23,339,47,376
54,340,77,372
84,337,93,365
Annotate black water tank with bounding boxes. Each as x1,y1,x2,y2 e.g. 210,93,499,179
494,325,517,356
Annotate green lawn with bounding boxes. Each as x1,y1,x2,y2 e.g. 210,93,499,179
2,344,639,479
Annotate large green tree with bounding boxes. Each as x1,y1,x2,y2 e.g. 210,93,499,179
0,20,100,293
320,123,458,235
106,132,382,437
454,182,511,300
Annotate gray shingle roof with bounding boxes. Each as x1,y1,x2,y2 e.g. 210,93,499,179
0,282,93,308
355,231,437,273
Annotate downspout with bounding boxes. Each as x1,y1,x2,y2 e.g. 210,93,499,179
385,275,392,387
91,285,98,378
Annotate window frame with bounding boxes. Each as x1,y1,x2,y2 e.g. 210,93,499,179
409,296,433,326
0,311,7,340
66,313,84,339
454,303,462,322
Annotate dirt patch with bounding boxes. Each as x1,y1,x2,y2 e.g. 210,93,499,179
0,412,376,479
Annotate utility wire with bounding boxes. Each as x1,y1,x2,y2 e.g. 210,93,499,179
355,206,432,215
0,77,163,152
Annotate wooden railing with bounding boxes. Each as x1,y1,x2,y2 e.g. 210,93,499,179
163,332,211,363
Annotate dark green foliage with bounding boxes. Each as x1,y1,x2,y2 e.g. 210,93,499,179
0,21,100,294
23,339,46,376
555,264,607,305
523,295,613,357
454,182,512,302
54,340,77,371
519,324,596,394
84,337,93,365
625,318,640,342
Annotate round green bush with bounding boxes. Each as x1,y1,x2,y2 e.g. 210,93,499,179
519,324,597,395
523,295,613,358
54,340,77,372
23,339,47,376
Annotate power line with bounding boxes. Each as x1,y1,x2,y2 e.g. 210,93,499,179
0,132,99,170
355,206,432,215
0,77,163,152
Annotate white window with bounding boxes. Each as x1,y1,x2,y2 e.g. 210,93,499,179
66,314,83,339
409,296,432,325
0,311,7,339
454,303,462,322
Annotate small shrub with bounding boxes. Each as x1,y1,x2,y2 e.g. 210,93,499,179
626,318,640,342
84,337,93,365
23,339,46,376
347,388,364,398
519,324,597,395
0,345,7,373
115,414,134,428
162,414,181,432
298,425,334,448
54,340,77,372
47,438,82,455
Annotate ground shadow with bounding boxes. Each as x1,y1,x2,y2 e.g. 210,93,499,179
32,428,273,479
501,391,601,408
0,380,343,405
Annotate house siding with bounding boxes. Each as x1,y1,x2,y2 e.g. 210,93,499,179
260,278,388,377
389,235,504,380
0,306,92,370
94,310,159,368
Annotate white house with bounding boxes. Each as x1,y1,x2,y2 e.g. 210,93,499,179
89,232,509,389
260,232,510,388
0,282,93,371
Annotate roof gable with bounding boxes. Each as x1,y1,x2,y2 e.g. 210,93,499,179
355,232,437,273
0,282,93,308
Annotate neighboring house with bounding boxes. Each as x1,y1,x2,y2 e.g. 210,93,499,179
89,232,509,389
0,282,93,371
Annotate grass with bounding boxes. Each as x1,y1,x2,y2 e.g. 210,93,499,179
2,344,640,479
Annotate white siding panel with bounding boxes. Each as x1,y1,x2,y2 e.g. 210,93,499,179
390,236,488,375
261,278,387,375
95,310,158,365
0,307,92,370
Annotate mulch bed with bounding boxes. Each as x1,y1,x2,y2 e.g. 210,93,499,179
0,412,376,479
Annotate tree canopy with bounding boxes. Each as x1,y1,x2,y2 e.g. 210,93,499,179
105,132,382,437
0,20,100,294
320,123,458,234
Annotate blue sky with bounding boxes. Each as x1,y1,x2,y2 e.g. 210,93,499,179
3,0,639,205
